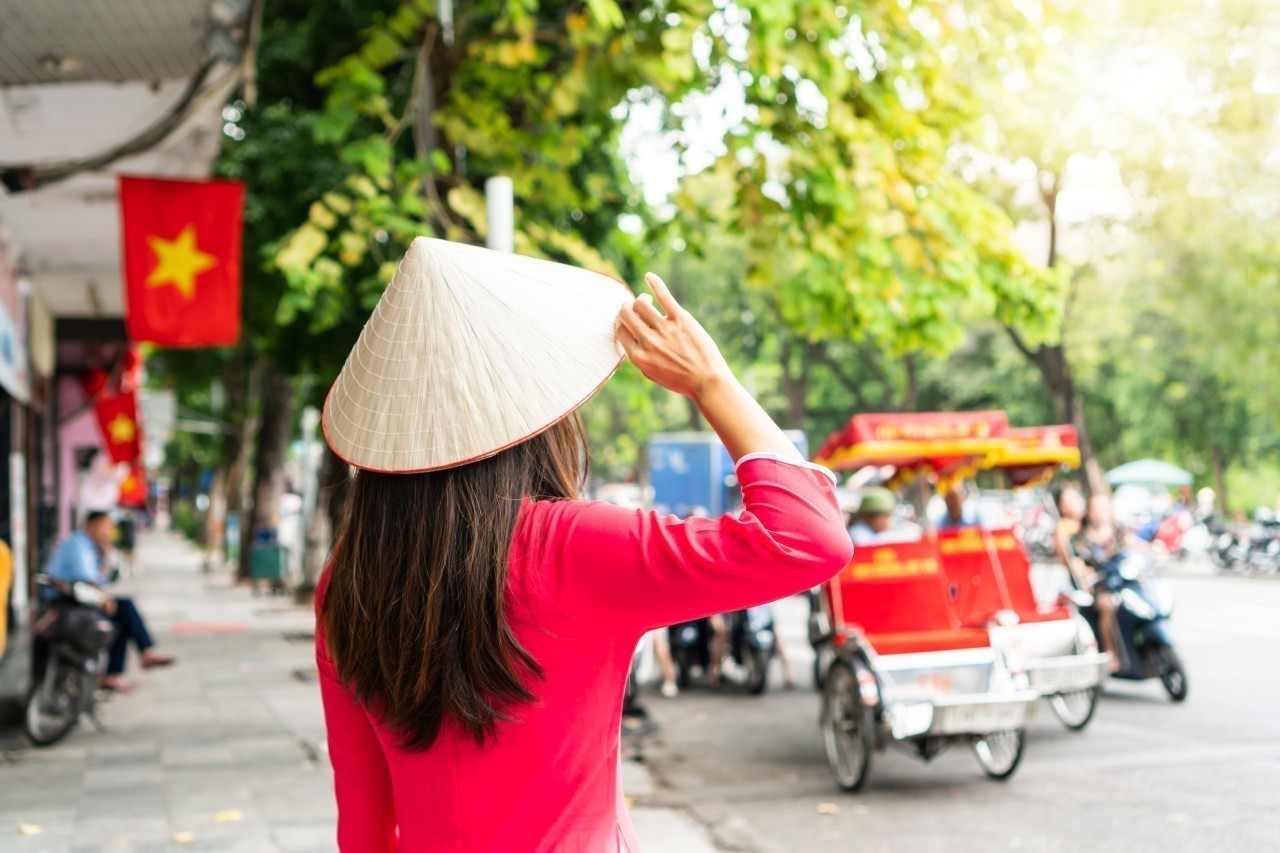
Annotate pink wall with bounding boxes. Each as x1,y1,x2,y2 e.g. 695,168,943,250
56,376,102,538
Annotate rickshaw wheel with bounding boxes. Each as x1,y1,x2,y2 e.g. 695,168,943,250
812,642,835,692
972,729,1024,780
821,660,874,792
1050,687,1100,730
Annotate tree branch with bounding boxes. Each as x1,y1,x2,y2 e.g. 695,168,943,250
900,355,919,412
1005,324,1038,362
811,342,874,411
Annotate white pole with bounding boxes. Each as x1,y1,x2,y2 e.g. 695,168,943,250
486,176,514,253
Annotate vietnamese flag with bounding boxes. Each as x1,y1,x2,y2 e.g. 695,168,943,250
94,390,142,464
118,463,148,508
120,175,244,347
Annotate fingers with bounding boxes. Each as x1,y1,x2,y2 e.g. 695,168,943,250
646,273,681,315
632,292,665,328
616,301,650,342
615,321,641,357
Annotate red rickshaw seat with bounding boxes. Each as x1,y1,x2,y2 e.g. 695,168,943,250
938,527,1075,627
827,540,986,654
863,628,991,656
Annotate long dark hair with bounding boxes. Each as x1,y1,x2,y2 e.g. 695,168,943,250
320,414,588,751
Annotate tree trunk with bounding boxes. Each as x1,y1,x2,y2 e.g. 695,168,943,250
1210,443,1228,514
684,395,702,431
238,366,295,581
777,338,811,430
222,353,256,573
899,355,919,412
1022,342,1108,498
1007,168,1108,498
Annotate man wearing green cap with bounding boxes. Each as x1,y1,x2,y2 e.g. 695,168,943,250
848,487,919,544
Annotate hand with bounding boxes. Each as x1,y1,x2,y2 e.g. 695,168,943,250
100,596,117,616
615,273,733,400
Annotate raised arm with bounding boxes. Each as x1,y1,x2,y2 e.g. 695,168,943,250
538,456,852,633
535,273,853,632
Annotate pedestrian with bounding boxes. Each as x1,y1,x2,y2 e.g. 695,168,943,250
315,238,852,851
44,510,175,691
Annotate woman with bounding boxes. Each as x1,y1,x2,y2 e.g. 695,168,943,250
1054,486,1123,672
317,238,852,851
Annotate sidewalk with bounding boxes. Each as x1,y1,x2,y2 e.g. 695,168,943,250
0,531,719,852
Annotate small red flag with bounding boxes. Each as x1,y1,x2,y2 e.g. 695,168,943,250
120,175,245,347
94,390,142,464
118,463,148,508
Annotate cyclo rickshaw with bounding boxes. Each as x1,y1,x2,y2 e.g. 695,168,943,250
965,424,1111,729
809,412,1040,790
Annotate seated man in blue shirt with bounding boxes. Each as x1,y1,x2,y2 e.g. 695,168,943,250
45,511,174,691
938,486,978,530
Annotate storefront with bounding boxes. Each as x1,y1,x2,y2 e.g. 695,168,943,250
0,222,35,704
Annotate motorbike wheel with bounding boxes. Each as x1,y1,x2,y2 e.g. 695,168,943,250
1049,687,1100,731
24,660,88,747
972,729,1025,780
821,660,875,792
743,647,770,696
1156,646,1188,702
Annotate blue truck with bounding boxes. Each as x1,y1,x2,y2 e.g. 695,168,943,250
647,430,808,518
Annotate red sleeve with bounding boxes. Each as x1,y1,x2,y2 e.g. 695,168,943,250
315,581,398,852
539,456,853,633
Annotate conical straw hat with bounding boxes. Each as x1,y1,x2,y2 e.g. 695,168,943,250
323,237,634,473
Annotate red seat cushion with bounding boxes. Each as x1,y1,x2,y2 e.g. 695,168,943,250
864,627,991,656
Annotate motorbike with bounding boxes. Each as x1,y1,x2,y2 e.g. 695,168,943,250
669,606,777,695
1243,518,1280,574
729,606,777,695
24,575,116,746
1079,551,1187,702
1209,522,1247,571
668,618,713,689
1211,516,1280,574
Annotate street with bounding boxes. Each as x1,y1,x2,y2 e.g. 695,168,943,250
631,564,1280,852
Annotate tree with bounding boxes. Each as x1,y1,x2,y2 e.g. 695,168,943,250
272,0,1059,442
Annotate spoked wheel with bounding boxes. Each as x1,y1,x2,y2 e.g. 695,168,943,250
812,642,835,692
821,660,875,792
1155,646,1188,702
743,647,770,696
1050,687,1100,730
972,729,1025,780
24,661,87,747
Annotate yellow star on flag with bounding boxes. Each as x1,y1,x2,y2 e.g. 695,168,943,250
145,223,218,299
107,414,137,445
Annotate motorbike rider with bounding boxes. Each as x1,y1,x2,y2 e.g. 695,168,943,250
44,511,175,691
1054,488,1124,672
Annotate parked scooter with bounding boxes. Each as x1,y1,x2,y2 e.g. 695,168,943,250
668,618,713,689
25,575,116,746
1079,551,1187,702
668,606,777,694
729,606,777,694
